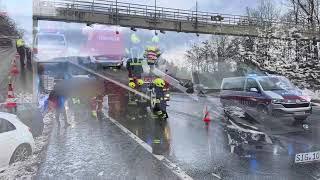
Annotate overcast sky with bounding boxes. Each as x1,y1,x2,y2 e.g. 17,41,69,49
1,0,289,66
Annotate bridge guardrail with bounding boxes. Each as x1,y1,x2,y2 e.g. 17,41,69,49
33,0,319,34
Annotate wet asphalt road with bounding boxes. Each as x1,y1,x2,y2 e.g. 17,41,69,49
36,66,320,180
36,102,180,180
108,92,320,180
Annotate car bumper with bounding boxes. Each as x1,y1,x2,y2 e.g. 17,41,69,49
271,104,312,117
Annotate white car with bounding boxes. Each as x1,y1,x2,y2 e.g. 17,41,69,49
0,112,35,172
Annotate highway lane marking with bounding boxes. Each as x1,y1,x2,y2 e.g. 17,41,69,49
108,116,152,153
106,115,193,180
211,173,222,179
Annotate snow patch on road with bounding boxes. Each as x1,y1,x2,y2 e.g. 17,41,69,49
0,112,54,180
15,92,33,103
224,106,246,118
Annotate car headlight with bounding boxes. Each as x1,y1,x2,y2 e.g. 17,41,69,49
272,99,284,104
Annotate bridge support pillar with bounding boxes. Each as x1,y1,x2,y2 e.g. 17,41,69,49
32,19,38,46
32,18,39,103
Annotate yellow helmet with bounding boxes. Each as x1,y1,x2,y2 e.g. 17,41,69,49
129,82,136,88
147,46,156,52
153,78,165,88
137,79,144,86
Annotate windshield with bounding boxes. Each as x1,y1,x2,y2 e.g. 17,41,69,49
258,76,295,91
2,0,320,180
37,34,65,46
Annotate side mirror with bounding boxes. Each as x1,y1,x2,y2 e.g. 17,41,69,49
250,87,259,93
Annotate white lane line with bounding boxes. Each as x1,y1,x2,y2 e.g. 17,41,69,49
211,173,222,179
108,116,152,153
107,115,193,180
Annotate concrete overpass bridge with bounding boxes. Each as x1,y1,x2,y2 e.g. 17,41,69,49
33,0,320,40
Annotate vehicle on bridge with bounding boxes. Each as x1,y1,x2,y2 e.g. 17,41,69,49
220,75,312,122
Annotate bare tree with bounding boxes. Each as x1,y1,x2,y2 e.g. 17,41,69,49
246,0,280,27
185,44,203,72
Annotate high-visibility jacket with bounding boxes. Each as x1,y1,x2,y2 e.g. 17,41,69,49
16,39,25,47
144,46,161,64
126,58,143,76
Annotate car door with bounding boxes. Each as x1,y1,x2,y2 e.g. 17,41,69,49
0,118,18,168
244,78,261,109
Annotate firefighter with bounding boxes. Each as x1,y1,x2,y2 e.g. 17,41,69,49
96,94,104,119
137,79,144,86
126,58,144,102
16,38,26,68
128,80,137,104
126,58,143,79
144,46,161,65
90,94,104,119
152,78,168,119
129,81,136,89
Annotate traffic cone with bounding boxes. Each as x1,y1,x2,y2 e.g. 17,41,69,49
5,82,17,110
10,59,19,76
203,106,211,125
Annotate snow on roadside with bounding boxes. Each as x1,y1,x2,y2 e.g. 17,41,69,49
224,106,246,118
15,92,33,104
302,89,320,101
0,112,54,180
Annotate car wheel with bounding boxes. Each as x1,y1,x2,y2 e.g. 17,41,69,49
294,116,307,124
9,144,32,164
257,105,268,115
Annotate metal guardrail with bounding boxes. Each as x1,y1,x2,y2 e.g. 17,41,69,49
33,0,319,34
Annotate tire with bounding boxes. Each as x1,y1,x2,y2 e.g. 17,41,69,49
257,105,268,115
9,144,32,164
294,116,307,123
